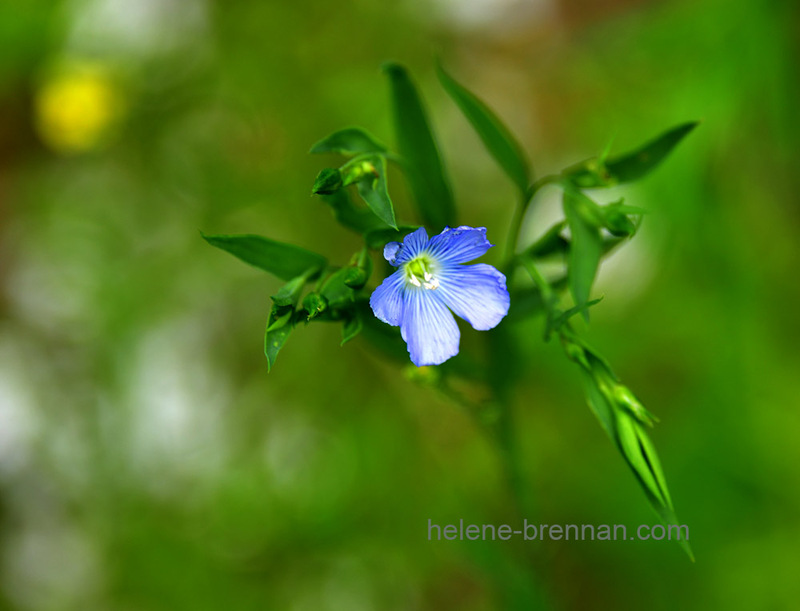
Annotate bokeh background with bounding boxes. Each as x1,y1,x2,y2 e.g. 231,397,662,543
1,0,798,609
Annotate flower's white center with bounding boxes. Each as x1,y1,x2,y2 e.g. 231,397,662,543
405,256,439,290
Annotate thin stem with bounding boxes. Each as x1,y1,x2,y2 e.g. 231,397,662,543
503,194,527,264
520,257,556,308
503,174,560,267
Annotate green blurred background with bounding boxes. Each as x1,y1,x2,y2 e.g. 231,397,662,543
1,0,798,609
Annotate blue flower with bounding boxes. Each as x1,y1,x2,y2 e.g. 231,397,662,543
370,226,510,366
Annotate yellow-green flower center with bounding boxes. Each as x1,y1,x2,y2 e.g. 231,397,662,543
404,256,439,290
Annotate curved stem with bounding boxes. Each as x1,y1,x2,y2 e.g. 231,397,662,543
503,174,560,268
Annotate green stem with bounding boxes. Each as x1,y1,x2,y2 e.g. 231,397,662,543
503,174,560,267
520,257,556,307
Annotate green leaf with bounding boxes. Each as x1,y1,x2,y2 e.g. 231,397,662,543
345,154,397,229
265,273,313,372
584,348,692,559
612,384,659,427
564,122,698,187
364,225,418,250
203,233,326,281
320,267,356,309
562,189,603,320
310,127,388,156
576,349,693,559
606,122,698,183
318,190,384,235
631,421,672,508
266,308,292,331
264,316,294,371
341,311,363,346
382,62,455,228
436,61,531,199
616,414,667,506
546,298,603,339
615,413,693,560
580,368,615,437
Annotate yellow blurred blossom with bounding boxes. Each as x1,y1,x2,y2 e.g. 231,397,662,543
35,63,123,154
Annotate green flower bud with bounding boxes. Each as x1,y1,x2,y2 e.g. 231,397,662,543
312,168,343,195
343,248,372,290
302,292,328,320
340,158,378,187
344,267,368,290
562,157,615,189
561,337,591,372
403,364,441,385
266,306,293,332
612,384,659,427
604,209,636,237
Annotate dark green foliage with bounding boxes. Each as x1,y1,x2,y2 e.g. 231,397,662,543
382,62,456,229
437,61,532,199
203,233,326,281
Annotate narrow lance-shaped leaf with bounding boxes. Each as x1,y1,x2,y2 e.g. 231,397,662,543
203,233,327,281
565,122,699,188
382,62,456,228
546,298,603,340
310,127,388,156
562,189,603,320
436,61,531,199
606,121,699,183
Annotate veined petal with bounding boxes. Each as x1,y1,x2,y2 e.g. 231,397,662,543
426,226,493,264
401,290,460,366
370,269,406,325
437,263,510,330
394,227,430,265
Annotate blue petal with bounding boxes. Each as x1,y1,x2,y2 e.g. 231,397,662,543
437,263,510,330
370,270,406,325
393,227,430,265
401,290,460,366
426,226,493,264
383,241,402,264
